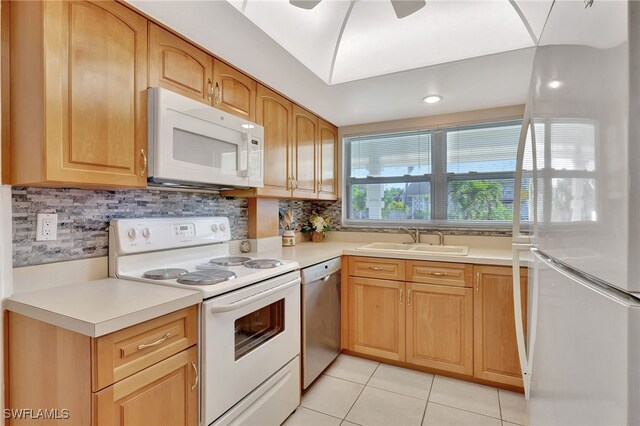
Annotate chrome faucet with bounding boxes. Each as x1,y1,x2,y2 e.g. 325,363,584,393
433,231,445,246
399,226,420,243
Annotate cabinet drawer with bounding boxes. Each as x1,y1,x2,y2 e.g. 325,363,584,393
349,257,405,281
406,261,473,287
93,305,198,391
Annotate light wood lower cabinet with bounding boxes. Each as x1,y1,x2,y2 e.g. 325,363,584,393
344,256,527,389
474,265,528,387
406,283,473,375
94,347,198,426
7,306,199,425
348,277,405,362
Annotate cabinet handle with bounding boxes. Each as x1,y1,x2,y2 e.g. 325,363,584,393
293,177,298,190
140,149,147,177
137,332,171,350
476,272,480,291
429,271,446,276
399,288,403,305
317,181,323,192
214,82,221,104
368,266,384,271
191,361,199,392
206,79,213,102
407,289,411,306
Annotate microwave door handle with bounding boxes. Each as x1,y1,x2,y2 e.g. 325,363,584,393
240,132,251,178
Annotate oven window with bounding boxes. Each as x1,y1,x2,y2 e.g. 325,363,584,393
234,299,285,360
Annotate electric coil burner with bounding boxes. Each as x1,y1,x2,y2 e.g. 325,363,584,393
244,259,283,269
142,268,188,280
209,256,253,267
177,270,237,286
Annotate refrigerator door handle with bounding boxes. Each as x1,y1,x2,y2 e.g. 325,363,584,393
512,243,535,399
512,100,532,245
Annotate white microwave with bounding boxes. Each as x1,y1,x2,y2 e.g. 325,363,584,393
147,87,264,189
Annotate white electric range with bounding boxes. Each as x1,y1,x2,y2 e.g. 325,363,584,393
109,217,301,426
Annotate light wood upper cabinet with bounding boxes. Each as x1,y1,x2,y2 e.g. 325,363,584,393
9,0,148,188
405,282,474,375
255,85,293,197
149,23,214,104
318,119,338,200
94,347,199,426
474,265,528,387
348,277,405,362
213,60,257,121
292,105,318,198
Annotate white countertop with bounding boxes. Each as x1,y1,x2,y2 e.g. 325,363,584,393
4,278,202,337
255,241,521,268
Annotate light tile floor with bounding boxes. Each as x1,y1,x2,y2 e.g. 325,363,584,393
283,355,528,426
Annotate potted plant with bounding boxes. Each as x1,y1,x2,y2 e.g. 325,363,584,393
301,212,331,242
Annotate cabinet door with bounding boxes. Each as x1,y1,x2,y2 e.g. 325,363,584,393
94,347,198,426
348,277,405,361
317,119,338,200
406,282,473,375
292,105,318,198
213,60,257,121
149,23,214,104
255,85,293,197
43,0,148,187
474,265,527,387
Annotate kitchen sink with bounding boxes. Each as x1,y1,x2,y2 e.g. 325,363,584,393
356,242,469,256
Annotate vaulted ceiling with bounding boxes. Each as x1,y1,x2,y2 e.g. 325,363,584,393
128,0,554,126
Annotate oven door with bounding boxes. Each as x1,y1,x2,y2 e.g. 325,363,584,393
149,87,264,187
201,271,301,425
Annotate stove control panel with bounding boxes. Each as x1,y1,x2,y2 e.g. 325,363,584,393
111,217,232,254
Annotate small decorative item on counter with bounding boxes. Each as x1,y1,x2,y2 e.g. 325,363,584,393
282,230,296,246
301,212,331,243
280,209,295,246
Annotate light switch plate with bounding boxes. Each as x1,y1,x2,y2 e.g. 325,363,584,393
36,213,58,241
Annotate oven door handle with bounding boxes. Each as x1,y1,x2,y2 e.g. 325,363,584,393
209,279,300,314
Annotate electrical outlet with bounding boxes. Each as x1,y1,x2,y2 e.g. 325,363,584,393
36,213,58,241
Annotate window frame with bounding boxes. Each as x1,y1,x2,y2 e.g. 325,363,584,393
342,119,523,230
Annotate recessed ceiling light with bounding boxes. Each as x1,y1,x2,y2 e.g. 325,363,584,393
241,124,255,129
423,95,443,104
548,80,562,89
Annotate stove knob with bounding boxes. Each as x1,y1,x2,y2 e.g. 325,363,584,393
142,228,152,239
219,223,227,232
128,228,138,240
211,224,218,232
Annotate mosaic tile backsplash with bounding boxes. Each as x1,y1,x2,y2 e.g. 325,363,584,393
11,187,511,267
277,199,512,237
12,187,248,267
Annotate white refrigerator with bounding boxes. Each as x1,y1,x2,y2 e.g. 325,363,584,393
512,0,640,425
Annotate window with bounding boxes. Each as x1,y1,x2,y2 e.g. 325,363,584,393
344,120,528,227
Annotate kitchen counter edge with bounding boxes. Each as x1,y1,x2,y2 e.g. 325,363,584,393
4,278,203,338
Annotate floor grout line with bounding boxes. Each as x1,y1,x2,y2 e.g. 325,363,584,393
427,401,503,421
497,388,503,421
420,375,437,425
342,363,380,422
296,406,346,422
364,382,432,401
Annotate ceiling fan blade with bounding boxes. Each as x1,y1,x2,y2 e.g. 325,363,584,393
390,0,426,19
289,0,322,10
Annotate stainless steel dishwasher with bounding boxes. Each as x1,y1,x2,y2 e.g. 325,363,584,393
301,257,341,389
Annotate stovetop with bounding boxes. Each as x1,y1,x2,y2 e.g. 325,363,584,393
109,217,300,299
